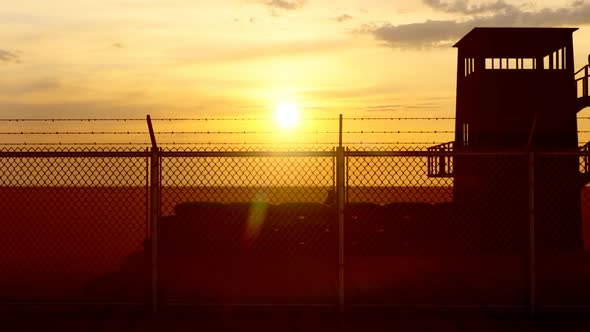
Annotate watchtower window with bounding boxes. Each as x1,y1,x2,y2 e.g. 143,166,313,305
543,47,567,70
509,58,517,69
462,123,469,147
464,58,475,76
484,58,536,70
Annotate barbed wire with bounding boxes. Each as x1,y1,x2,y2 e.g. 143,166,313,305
8,129,590,135
0,118,262,122
0,142,153,146
0,141,447,146
345,117,454,120
0,117,456,122
0,130,455,135
0,118,144,122
4,116,590,123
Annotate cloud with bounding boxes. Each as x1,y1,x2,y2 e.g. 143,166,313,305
177,39,353,64
0,101,160,119
300,85,405,101
259,0,305,11
0,77,60,95
361,102,442,112
423,0,515,15
363,1,590,49
364,20,465,49
0,49,21,63
335,14,353,23
23,77,60,93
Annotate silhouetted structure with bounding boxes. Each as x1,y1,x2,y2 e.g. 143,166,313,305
431,27,590,251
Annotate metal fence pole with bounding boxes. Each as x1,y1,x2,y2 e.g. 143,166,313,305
345,147,349,204
337,114,345,313
147,115,159,313
528,150,536,317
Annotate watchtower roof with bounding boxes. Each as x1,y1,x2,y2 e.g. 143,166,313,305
454,27,577,58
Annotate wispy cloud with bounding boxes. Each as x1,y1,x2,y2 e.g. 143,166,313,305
360,102,442,112
21,77,60,93
334,14,353,23
0,77,60,95
0,101,160,119
300,85,398,100
423,0,515,15
177,39,353,64
0,49,21,63
362,1,590,49
258,0,305,11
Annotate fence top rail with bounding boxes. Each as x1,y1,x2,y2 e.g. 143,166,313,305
162,150,534,158
0,150,150,158
537,150,590,156
0,149,586,159
160,150,337,158
345,150,529,157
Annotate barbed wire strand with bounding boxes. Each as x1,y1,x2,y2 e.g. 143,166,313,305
5,130,590,135
0,130,456,135
0,141,447,146
4,116,590,123
8,130,590,135
0,117,456,122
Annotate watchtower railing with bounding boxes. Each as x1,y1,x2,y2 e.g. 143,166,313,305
574,64,590,110
427,141,454,177
580,141,590,177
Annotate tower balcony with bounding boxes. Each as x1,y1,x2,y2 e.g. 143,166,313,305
580,141,590,187
576,64,590,112
427,142,454,178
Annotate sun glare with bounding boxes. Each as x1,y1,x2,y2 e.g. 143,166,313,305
275,102,300,129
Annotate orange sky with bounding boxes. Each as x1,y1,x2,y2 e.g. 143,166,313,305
1,0,590,146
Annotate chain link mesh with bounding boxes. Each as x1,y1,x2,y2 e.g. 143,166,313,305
345,147,533,306
0,147,149,303
158,147,338,305
535,152,590,307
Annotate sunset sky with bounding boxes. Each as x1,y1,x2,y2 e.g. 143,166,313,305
2,0,590,145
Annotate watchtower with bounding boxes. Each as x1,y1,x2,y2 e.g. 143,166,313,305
454,28,580,151
430,27,590,252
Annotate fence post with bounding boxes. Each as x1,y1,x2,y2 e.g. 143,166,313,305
336,114,345,313
528,150,536,317
147,115,159,313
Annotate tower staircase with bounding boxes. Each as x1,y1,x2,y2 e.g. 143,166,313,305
576,64,590,112
577,64,590,186
427,142,454,178
580,141,590,187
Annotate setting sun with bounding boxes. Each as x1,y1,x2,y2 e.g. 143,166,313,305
275,102,301,129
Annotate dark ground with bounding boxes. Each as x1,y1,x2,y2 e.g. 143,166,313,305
1,308,589,332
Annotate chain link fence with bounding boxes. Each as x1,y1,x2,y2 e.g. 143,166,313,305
158,148,338,306
535,151,590,308
0,148,150,304
1,146,589,311
345,149,532,307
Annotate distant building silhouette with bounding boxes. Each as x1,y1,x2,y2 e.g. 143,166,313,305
430,27,590,251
